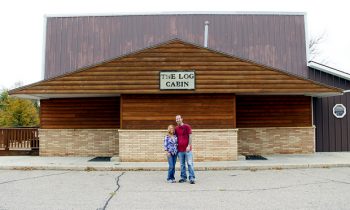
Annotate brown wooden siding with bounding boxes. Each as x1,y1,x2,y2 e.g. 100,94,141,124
45,14,308,79
12,40,340,95
314,93,350,152
40,97,120,129
121,94,236,129
236,95,312,127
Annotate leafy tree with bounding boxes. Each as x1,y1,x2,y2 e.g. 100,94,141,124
0,89,39,127
0,90,9,110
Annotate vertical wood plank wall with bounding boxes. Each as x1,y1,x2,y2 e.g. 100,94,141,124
121,94,236,129
40,97,120,129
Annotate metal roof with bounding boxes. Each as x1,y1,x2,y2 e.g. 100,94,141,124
44,13,308,79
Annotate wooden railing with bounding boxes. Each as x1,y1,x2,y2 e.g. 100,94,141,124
0,128,39,151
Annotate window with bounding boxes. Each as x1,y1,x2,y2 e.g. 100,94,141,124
333,104,346,118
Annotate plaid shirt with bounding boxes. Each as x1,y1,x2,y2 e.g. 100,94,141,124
163,135,178,155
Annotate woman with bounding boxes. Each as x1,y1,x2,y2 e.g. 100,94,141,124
163,124,178,183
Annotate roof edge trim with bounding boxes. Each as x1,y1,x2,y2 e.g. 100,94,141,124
308,61,350,81
44,11,306,18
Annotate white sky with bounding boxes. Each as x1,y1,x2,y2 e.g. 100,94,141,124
0,0,349,90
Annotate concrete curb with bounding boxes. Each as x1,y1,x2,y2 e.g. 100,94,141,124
1,163,350,171
2,153,350,171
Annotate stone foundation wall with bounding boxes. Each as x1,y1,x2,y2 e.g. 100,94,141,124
39,129,118,156
119,129,238,162
238,127,315,155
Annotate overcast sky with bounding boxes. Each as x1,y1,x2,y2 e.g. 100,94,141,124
0,0,349,90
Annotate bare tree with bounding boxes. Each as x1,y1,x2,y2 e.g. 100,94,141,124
13,81,24,89
308,32,328,64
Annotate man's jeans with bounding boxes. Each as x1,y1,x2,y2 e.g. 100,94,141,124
167,153,177,181
178,151,195,181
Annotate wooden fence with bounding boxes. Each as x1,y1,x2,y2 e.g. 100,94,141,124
0,128,39,155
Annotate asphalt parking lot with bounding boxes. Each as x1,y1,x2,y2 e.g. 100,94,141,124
1,168,350,210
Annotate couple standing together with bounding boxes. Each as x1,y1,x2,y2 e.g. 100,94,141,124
163,115,196,184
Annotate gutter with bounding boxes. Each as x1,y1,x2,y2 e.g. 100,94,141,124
308,61,350,81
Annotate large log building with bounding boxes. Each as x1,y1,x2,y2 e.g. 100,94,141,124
9,13,349,161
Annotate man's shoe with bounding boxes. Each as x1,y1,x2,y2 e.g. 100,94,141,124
178,179,186,183
190,180,195,184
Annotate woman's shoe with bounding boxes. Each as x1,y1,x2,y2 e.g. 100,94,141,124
178,179,186,183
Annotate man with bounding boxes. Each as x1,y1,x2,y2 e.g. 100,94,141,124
175,115,196,184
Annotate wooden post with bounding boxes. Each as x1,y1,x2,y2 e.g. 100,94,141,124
4,129,9,151
233,94,236,129
120,95,123,129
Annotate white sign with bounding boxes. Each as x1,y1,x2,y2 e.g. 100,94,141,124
160,71,195,90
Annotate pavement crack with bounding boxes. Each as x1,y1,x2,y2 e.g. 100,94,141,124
0,172,70,185
327,179,350,184
122,180,331,193
225,180,331,192
97,172,125,210
297,171,350,185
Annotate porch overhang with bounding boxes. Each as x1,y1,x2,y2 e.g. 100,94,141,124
12,93,121,100
11,92,343,100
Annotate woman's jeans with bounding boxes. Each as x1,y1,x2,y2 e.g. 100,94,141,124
178,151,196,181
167,153,177,181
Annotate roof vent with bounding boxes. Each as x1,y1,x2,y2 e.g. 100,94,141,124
204,21,210,47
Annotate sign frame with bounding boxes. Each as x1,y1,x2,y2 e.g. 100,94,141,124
159,70,196,91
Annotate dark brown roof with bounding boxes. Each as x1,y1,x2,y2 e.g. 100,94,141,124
45,13,308,79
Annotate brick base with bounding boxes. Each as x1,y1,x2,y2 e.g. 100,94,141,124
238,127,315,155
39,129,118,156
119,129,238,162
38,127,314,160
